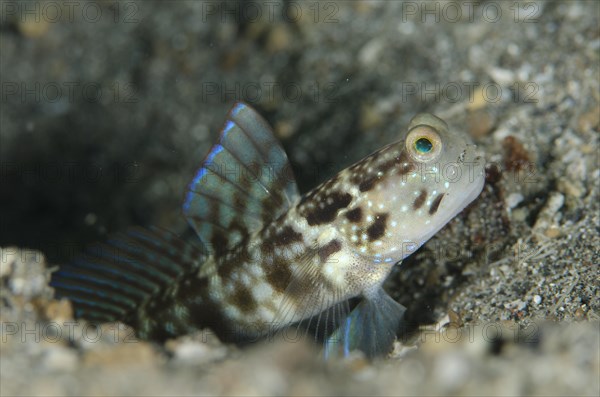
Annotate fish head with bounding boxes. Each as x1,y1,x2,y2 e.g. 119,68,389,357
339,113,485,265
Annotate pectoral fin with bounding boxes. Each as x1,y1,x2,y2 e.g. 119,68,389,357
325,289,406,359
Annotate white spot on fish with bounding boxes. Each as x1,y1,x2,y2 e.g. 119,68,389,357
257,307,275,322
241,273,251,286
322,255,347,286
248,265,264,278
224,305,241,320
323,263,334,276
252,282,274,301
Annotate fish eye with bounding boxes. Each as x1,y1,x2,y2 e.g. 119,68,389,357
415,137,433,153
406,125,443,162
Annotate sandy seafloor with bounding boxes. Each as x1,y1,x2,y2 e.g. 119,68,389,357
1,1,599,396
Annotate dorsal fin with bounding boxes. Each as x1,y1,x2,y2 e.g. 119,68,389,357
183,102,299,257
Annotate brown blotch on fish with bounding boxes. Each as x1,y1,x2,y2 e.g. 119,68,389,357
318,239,342,263
429,193,445,215
397,153,416,176
358,175,378,192
349,151,382,185
273,225,303,245
345,207,363,223
217,246,245,278
413,189,427,210
378,151,414,176
265,260,293,293
398,160,415,176
375,160,396,175
367,213,389,241
231,285,257,314
302,191,352,226
356,152,415,193
233,192,247,211
211,232,229,258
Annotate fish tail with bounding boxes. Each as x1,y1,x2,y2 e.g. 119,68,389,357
325,289,406,359
50,226,206,339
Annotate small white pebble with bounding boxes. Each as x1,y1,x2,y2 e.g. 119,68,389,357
506,193,524,209
434,352,471,389
42,346,79,372
174,341,211,364
533,295,542,304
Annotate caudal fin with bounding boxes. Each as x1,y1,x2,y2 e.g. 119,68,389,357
325,289,406,359
50,226,206,336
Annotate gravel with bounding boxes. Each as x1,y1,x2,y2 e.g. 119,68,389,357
1,1,598,395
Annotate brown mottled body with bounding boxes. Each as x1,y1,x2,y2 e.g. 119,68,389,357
53,103,485,357
166,112,485,344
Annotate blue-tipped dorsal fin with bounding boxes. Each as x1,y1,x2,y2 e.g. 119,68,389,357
324,289,406,359
183,102,300,257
